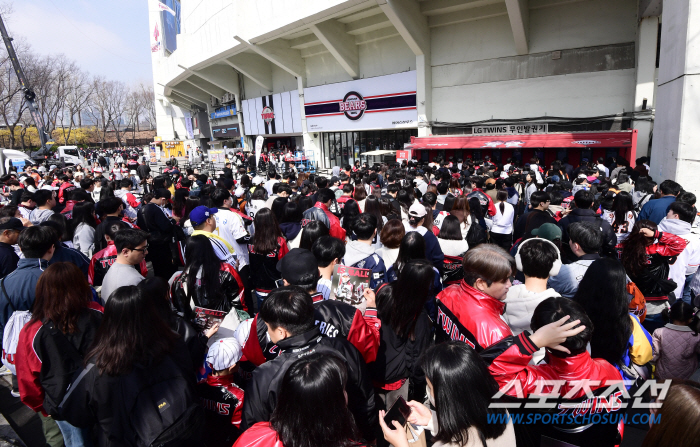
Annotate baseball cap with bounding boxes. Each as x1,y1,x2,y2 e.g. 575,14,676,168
49,165,57,170
206,338,242,371
252,176,264,185
0,218,25,231
531,223,563,242
409,202,427,218
276,248,318,284
40,185,59,191
189,206,218,227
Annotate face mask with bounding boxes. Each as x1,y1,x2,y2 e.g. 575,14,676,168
426,385,435,407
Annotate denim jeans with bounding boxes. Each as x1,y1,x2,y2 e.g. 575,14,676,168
682,274,694,305
254,290,267,313
55,419,93,447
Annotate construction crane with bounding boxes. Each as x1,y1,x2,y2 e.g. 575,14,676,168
0,12,51,168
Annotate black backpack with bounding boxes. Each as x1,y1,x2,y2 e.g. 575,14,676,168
122,356,204,447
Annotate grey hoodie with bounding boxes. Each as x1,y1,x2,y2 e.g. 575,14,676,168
29,208,54,225
343,241,378,267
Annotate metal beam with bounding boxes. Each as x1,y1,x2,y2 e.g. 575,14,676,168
420,0,501,16
505,0,529,55
224,54,273,92
184,79,223,98
193,65,240,94
310,20,360,78
376,0,429,56
169,86,209,107
428,3,508,27
169,91,207,110
234,36,305,80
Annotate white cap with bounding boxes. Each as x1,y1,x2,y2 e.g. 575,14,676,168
233,318,253,348
409,202,427,218
49,165,57,170
38,166,46,173
234,186,246,198
41,185,59,191
252,176,263,185
206,338,242,371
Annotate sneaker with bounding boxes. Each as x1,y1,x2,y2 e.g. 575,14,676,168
10,389,19,398
0,365,11,376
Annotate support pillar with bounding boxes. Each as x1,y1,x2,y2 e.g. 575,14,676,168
632,16,659,158
649,0,700,190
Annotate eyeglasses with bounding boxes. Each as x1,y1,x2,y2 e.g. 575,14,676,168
131,245,149,252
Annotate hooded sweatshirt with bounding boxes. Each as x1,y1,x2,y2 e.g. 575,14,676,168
29,208,54,225
279,222,302,249
343,241,386,289
658,218,700,298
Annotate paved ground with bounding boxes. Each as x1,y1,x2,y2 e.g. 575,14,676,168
0,374,39,447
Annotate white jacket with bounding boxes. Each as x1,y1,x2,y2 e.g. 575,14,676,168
659,218,700,298
438,238,469,257
491,202,514,235
504,284,560,336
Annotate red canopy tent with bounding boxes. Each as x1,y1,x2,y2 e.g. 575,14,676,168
406,130,637,167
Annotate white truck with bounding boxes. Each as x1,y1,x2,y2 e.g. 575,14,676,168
57,146,81,166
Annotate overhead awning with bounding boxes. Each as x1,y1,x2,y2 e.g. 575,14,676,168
407,131,635,150
363,150,397,156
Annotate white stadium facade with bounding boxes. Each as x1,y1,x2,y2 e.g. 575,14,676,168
148,0,699,189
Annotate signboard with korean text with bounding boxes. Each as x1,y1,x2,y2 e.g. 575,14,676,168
472,124,548,135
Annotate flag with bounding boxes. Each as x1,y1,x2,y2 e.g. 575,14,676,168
152,0,176,16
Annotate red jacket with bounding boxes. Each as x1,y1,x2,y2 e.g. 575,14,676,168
475,187,497,216
487,332,624,399
303,202,346,241
435,281,511,351
16,302,104,415
58,181,76,204
88,241,148,287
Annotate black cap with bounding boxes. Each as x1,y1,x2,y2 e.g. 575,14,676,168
0,218,25,231
276,248,318,285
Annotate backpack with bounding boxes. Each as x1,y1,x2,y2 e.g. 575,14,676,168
1,310,32,375
122,356,204,447
627,281,647,322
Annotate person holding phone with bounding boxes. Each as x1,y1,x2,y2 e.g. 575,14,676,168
379,342,516,447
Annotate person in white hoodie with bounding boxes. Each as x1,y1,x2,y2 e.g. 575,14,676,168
658,201,700,304
504,238,561,363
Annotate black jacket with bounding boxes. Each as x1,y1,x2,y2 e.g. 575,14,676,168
0,242,19,278
367,310,431,389
241,327,377,441
60,338,196,447
137,203,174,245
513,209,557,241
558,208,617,256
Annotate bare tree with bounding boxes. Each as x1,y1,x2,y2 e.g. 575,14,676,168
108,80,128,146
58,69,93,145
86,76,116,149
139,83,156,130
124,87,142,142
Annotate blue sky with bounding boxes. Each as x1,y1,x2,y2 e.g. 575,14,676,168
10,0,152,85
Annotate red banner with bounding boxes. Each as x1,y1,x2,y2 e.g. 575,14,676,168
408,131,634,150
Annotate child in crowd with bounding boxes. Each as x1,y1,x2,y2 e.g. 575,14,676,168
196,338,245,447
652,301,700,380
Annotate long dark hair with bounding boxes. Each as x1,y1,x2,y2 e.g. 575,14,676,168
397,189,412,215
612,191,634,228
438,215,463,241
341,199,360,236
393,232,426,273
270,354,359,447
32,263,92,334
421,342,508,445
364,195,384,233
378,260,433,338
183,196,200,223
621,220,657,276
299,221,329,250
137,277,174,326
86,286,177,375
496,190,508,215
71,201,97,229
173,188,189,218
572,258,633,365
183,235,223,312
252,208,283,254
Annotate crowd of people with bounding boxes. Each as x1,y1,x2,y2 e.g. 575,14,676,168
0,149,698,447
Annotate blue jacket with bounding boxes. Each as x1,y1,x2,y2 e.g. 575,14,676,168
343,241,386,289
638,196,676,224
49,243,90,277
0,258,48,331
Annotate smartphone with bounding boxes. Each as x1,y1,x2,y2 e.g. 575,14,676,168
275,278,285,288
384,396,411,428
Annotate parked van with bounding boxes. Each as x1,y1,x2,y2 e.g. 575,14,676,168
57,146,81,166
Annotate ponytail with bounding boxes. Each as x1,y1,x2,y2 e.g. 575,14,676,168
499,202,505,214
